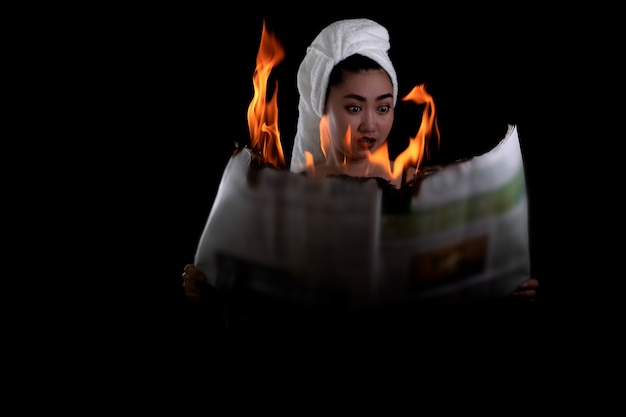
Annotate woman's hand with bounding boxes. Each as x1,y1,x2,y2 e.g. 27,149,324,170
511,278,539,305
182,264,208,302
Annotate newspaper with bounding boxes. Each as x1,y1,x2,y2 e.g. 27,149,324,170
377,125,530,308
194,125,530,317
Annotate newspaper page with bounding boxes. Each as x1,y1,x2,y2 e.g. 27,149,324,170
194,125,530,318
194,151,382,312
377,125,530,308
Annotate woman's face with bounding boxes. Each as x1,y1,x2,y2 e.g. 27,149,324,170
324,69,394,165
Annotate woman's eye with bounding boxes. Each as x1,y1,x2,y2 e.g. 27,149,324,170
346,105,361,113
378,105,390,113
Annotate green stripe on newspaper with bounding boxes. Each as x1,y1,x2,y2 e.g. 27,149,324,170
381,169,526,240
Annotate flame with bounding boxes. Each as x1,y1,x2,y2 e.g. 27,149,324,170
247,20,286,169
394,84,440,180
365,84,440,184
319,115,350,167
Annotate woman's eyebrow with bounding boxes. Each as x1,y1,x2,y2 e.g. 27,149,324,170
343,93,393,101
343,93,366,101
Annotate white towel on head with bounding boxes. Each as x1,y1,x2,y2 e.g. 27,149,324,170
289,18,399,172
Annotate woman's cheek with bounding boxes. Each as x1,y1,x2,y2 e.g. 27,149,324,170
329,121,351,147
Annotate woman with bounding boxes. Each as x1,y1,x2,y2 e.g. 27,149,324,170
182,18,538,310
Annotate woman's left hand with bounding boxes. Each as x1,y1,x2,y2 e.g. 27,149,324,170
511,278,539,304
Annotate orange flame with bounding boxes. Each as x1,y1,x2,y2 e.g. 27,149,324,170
247,20,286,169
362,84,440,184
394,84,440,180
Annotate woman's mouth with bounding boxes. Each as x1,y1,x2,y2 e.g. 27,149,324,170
357,137,376,150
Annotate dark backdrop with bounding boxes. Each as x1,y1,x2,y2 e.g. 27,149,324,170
97,9,590,336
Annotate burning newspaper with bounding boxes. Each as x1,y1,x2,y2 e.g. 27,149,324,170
194,125,530,316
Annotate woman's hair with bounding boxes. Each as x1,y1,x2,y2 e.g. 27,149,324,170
325,54,388,105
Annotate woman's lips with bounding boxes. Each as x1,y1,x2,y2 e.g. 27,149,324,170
356,137,376,150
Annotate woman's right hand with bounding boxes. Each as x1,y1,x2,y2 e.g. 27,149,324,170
181,264,208,302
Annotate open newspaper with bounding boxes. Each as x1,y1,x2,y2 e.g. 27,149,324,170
194,125,530,321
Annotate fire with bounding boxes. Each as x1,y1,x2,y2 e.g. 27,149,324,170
247,20,286,169
394,84,440,181
247,22,439,186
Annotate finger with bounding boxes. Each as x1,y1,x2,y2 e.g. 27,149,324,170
519,278,539,289
512,289,536,298
512,291,536,303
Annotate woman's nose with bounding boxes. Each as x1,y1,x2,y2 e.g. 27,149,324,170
358,110,376,132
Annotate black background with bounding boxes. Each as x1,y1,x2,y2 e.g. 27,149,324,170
76,8,605,337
